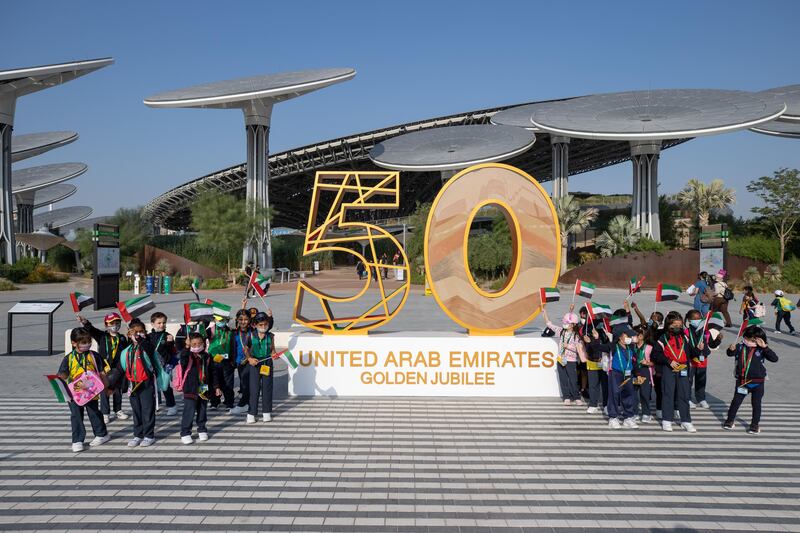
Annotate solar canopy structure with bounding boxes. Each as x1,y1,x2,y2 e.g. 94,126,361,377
12,162,87,234
144,67,356,272
32,205,93,230
11,131,78,162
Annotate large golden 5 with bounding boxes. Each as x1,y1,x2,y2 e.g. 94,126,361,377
424,163,561,335
293,171,411,334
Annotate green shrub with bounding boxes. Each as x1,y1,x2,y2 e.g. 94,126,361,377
202,278,227,290
23,263,68,283
119,278,134,290
0,257,39,282
578,252,599,265
783,259,800,287
742,266,761,285
171,275,194,292
0,278,18,290
728,236,780,264
629,237,668,255
46,245,77,272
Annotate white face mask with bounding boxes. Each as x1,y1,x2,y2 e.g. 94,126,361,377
743,339,757,348
190,346,203,353
624,337,633,345
256,327,268,334
153,325,166,333
215,321,226,329
107,324,120,333
77,343,92,352
580,318,586,325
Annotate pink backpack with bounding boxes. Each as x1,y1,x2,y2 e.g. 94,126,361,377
171,357,193,392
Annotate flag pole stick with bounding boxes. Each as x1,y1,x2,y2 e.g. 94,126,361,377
257,293,271,313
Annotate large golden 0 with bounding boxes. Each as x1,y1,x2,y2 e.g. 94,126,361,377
424,163,561,335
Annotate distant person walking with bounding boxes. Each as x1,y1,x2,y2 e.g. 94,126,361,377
711,269,733,327
688,272,713,316
771,290,796,335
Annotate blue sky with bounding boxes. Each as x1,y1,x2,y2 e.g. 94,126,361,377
5,0,799,221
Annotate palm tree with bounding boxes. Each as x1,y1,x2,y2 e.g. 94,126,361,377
596,215,641,257
676,178,736,227
554,195,598,275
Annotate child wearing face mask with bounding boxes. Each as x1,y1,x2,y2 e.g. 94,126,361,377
245,311,277,423
723,326,778,434
230,308,255,415
179,333,220,444
117,319,159,447
207,315,236,412
57,328,111,452
77,312,130,423
652,315,701,432
542,305,587,406
589,324,639,429
631,325,655,423
148,312,178,416
579,306,608,414
685,309,722,409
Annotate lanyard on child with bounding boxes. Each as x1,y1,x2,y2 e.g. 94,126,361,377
635,345,646,364
687,327,700,348
663,336,685,362
70,350,91,372
740,345,756,383
613,345,632,373
105,336,119,358
154,332,165,353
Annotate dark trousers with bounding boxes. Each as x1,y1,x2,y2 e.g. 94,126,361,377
69,398,107,444
654,372,663,410
689,365,707,403
726,384,765,426
557,361,579,401
712,296,732,326
661,367,691,423
776,310,795,333
157,386,176,409
237,365,250,407
607,370,636,419
587,368,603,407
210,362,235,408
180,397,208,436
100,381,123,415
129,380,156,439
248,360,273,415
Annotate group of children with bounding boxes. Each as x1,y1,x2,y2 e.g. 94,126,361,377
543,299,779,435
59,301,277,452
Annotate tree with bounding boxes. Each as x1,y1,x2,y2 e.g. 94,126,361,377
676,178,736,227
658,195,679,248
108,207,153,260
553,195,598,274
746,168,800,265
596,215,641,257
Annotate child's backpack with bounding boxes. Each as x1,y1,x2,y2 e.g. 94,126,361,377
753,302,767,318
171,356,193,392
778,297,797,312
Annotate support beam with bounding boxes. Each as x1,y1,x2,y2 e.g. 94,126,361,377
242,102,273,273
550,135,570,199
630,141,661,241
0,123,15,264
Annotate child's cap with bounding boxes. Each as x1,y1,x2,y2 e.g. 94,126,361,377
213,314,227,322
717,269,727,278
104,313,122,324
775,290,784,297
561,313,579,326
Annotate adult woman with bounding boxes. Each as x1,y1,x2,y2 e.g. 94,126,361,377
711,269,733,327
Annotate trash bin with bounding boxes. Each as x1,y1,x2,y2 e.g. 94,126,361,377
163,275,171,294
145,275,154,294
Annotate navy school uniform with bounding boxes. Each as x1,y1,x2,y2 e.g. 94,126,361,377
82,320,129,415
686,325,721,404
117,337,157,440
175,322,209,351
58,350,108,444
582,322,609,409
632,343,654,417
148,330,177,409
725,342,778,428
591,338,637,419
233,328,253,408
207,326,236,409
652,333,701,423
246,331,275,416
178,348,217,436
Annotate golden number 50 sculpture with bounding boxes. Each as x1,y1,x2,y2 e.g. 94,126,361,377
294,163,560,335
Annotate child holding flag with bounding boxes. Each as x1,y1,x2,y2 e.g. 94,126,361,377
230,308,254,415
148,312,178,416
56,328,110,452
592,324,640,429
579,307,608,414
245,311,276,423
723,325,779,434
685,309,723,409
77,312,129,423
542,306,587,406
631,324,655,423
208,313,236,412
652,315,700,432
118,319,159,447
178,333,219,444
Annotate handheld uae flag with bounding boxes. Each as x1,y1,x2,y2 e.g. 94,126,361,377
629,276,645,296
272,349,298,369
69,292,94,312
609,315,629,328
539,287,560,304
656,283,681,302
249,272,271,297
737,317,764,338
574,279,596,299
585,302,611,321
46,375,70,403
190,277,201,302
184,302,214,323
116,296,155,322
204,299,231,319
704,312,726,332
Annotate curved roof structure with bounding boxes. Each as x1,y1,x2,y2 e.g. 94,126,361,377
490,101,569,131
750,119,800,138
143,99,690,231
369,124,536,171
12,162,87,194
14,183,76,209
11,131,78,162
529,89,785,140
757,85,800,122
33,205,92,230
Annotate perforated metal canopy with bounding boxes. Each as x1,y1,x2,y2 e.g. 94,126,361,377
143,68,356,109
369,124,536,171
11,131,78,162
12,163,87,194
14,229,65,251
528,89,786,140
756,85,800,122
13,183,76,209
0,58,113,98
33,205,92,229
750,119,800,139
490,101,573,131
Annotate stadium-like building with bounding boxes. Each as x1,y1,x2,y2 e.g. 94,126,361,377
143,98,690,231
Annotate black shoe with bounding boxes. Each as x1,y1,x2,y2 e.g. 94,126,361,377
747,424,761,434
722,420,735,430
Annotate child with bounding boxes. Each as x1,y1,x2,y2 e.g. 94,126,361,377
652,314,700,432
245,311,276,423
230,309,253,415
178,333,219,444
542,306,587,406
149,312,178,416
57,328,110,452
771,290,796,335
741,286,759,321
118,319,158,447
77,312,129,423
175,319,209,349
685,309,722,409
207,315,236,412
632,324,655,423
579,307,607,414
723,326,778,434
589,324,639,429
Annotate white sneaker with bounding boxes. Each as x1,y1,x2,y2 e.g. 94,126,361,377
573,399,585,406
655,409,662,419
198,432,209,441
586,406,599,414
103,414,111,424
699,400,709,409
774,330,781,335
681,422,697,433
662,421,673,432
166,406,178,416
89,435,110,447
263,413,271,422
608,418,622,429
231,405,248,415
127,437,142,447
689,401,696,409
181,435,193,445
140,437,155,447
603,406,608,416
563,399,571,405
623,417,639,429
72,442,84,453
246,414,256,424
115,411,129,420
156,404,162,412
674,410,681,420
640,415,652,424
